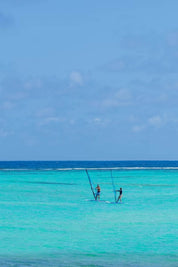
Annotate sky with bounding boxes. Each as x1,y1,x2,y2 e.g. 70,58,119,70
1,0,178,160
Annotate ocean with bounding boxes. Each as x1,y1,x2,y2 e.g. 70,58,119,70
0,161,177,266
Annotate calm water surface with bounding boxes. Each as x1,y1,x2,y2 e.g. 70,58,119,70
0,161,177,266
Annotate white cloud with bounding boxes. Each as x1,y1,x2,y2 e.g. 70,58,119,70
39,116,65,126
133,115,165,133
93,117,101,123
36,108,54,117
129,114,138,122
24,79,42,90
148,115,163,127
102,99,119,108
104,59,126,72
116,89,131,101
102,89,132,108
132,125,145,132
88,117,109,127
70,71,83,86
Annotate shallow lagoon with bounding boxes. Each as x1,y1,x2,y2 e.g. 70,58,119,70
0,163,177,266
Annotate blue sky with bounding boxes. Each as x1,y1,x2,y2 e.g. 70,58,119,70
1,0,178,160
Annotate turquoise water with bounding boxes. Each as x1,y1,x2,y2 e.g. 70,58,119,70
0,168,177,266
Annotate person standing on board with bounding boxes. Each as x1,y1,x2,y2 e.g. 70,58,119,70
116,188,122,202
96,184,101,200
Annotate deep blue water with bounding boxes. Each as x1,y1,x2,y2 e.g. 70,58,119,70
1,160,178,169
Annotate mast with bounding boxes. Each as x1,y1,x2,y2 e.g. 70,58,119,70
111,170,117,202
86,169,96,200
